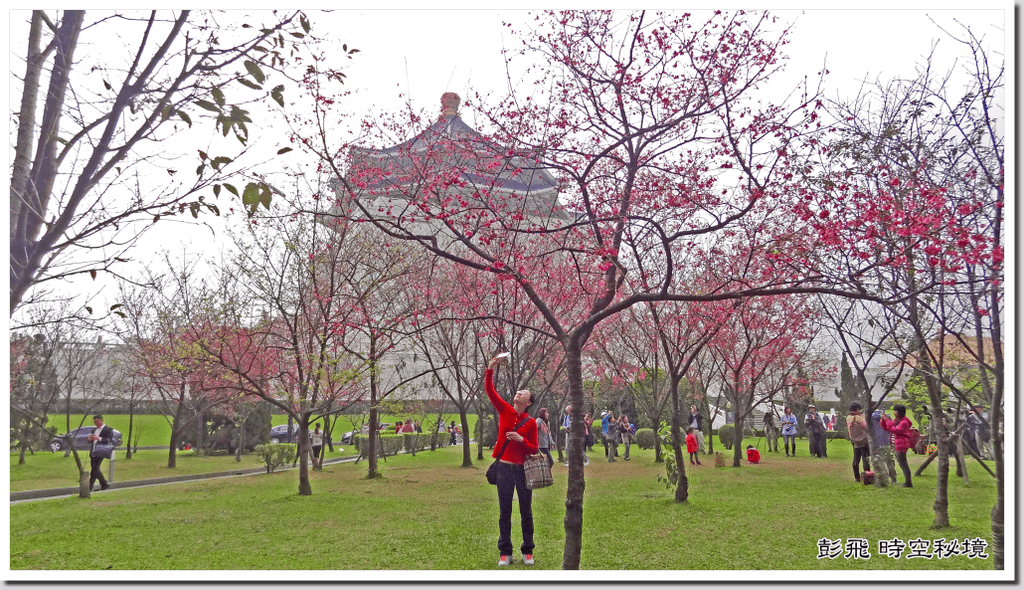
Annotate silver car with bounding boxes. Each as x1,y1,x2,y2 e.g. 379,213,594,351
48,426,123,452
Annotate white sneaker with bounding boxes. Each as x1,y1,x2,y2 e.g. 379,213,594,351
498,555,512,566
522,553,535,565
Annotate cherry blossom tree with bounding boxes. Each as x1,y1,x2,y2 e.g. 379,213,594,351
807,21,1003,539
297,10,948,569
116,271,234,469
706,291,826,467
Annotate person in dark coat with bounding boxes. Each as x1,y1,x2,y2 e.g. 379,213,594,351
87,414,115,491
804,404,827,458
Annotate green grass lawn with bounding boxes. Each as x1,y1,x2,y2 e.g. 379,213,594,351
43,413,478,448
8,446,355,492
9,437,1000,574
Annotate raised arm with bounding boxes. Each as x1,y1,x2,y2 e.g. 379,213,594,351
484,356,513,413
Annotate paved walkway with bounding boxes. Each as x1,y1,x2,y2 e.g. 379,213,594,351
10,454,360,504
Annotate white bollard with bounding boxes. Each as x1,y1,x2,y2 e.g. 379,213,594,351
108,449,116,483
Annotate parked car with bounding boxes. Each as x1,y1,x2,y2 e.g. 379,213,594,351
269,424,300,444
49,426,123,453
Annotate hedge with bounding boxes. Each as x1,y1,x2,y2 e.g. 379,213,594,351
634,428,656,450
352,432,451,457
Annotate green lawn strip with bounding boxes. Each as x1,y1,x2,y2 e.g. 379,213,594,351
42,413,477,450
10,439,996,571
9,447,355,492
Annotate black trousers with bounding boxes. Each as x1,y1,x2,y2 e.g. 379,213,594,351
852,445,870,479
895,450,912,486
89,455,107,489
495,462,534,556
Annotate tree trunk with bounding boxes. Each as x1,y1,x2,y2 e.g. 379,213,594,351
126,408,135,459
429,412,440,452
196,406,205,457
991,414,1004,569
475,396,485,461
236,414,246,463
10,11,43,237
670,376,688,503
321,418,332,458
366,403,381,478
459,411,472,468
732,415,745,467
70,448,90,499
10,11,85,314
167,406,183,469
560,342,587,570
297,417,311,495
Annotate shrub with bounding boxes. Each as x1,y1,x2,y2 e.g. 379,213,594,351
718,424,735,449
353,433,406,457
254,443,295,473
401,432,436,453
634,428,656,450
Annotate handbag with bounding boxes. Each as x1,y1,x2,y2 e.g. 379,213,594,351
524,453,553,490
92,442,115,460
486,416,530,485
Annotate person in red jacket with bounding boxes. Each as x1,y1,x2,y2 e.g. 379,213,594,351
486,354,539,567
881,404,914,488
685,427,701,465
746,445,761,464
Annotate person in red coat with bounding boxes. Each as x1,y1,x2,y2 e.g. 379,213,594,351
685,427,701,465
880,403,914,488
746,445,761,464
485,354,539,567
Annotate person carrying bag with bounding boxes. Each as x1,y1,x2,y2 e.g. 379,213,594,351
484,353,539,567
486,417,530,485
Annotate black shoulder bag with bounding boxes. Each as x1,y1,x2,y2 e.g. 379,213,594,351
486,416,530,485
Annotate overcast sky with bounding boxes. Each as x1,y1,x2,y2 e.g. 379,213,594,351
7,6,1012,324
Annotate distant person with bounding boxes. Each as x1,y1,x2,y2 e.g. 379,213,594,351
536,407,554,468
965,405,988,458
402,419,414,434
880,404,914,488
619,414,635,461
87,414,114,491
309,423,325,469
583,412,594,452
414,421,422,434
395,422,403,434
606,411,619,463
870,408,889,448
763,412,779,453
561,405,572,466
449,421,459,445
746,445,761,464
805,404,827,458
601,411,612,457
686,427,701,465
845,402,871,482
780,406,798,457
485,353,539,567
689,406,706,454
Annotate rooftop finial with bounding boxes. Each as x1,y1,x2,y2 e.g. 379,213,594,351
441,92,461,116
